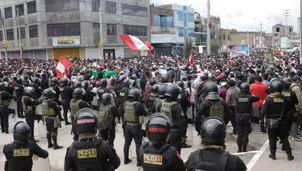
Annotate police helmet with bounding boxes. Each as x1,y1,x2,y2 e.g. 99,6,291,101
158,84,167,98
123,79,130,88
0,82,4,91
13,121,30,142
75,81,82,88
201,117,226,146
149,79,157,86
34,78,40,85
150,84,159,97
82,80,90,90
128,88,141,101
73,88,84,99
100,79,107,88
270,80,282,93
2,76,9,82
102,93,111,104
240,82,250,93
146,113,171,146
176,81,184,89
43,88,56,99
50,77,59,86
60,78,70,87
75,108,98,134
24,86,35,97
16,78,22,84
281,77,291,90
164,83,180,99
203,81,218,96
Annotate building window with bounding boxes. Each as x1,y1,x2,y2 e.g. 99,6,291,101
178,11,184,21
5,7,12,19
93,23,100,28
107,24,117,35
223,34,225,40
47,23,81,37
6,29,14,40
46,0,79,12
274,33,278,37
179,28,184,37
27,1,37,14
289,28,293,32
16,4,24,16
188,29,194,37
188,13,194,22
276,27,280,32
92,0,100,12
122,4,147,17
0,31,3,41
106,1,116,14
123,25,147,36
29,25,38,38
17,27,26,39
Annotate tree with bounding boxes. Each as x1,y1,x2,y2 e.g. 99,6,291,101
184,38,193,57
230,29,238,34
211,39,220,54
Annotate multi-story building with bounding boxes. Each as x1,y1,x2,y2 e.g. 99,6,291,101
272,23,294,48
0,0,150,60
150,4,194,56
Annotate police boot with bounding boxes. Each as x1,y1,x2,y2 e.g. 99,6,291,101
47,133,53,148
286,151,294,161
269,153,276,160
52,135,63,150
237,143,242,153
242,144,247,152
124,158,132,165
137,159,142,167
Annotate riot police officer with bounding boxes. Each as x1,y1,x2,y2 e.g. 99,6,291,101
116,79,130,123
195,81,231,134
235,83,259,152
82,80,96,105
70,88,92,141
97,79,109,104
50,77,63,120
152,83,167,113
22,86,42,142
15,78,24,118
59,78,73,125
122,88,148,166
185,117,247,171
156,83,185,154
98,93,119,146
42,88,63,150
64,108,120,171
147,84,159,114
3,121,49,171
260,80,294,161
0,82,13,134
139,113,186,171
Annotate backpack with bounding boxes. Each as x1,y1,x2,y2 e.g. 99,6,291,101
207,100,225,119
98,105,114,129
193,150,235,171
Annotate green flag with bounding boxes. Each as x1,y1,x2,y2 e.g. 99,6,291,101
90,69,98,78
103,70,118,78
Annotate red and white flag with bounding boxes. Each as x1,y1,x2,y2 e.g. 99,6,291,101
189,51,194,65
120,34,151,51
56,56,72,79
144,41,153,54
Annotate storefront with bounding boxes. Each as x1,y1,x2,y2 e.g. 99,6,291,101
51,36,81,59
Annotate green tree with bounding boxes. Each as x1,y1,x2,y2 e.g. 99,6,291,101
230,29,238,33
184,38,193,57
211,39,220,53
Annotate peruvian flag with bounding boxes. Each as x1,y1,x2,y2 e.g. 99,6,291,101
120,34,151,51
56,56,72,79
144,41,153,54
189,51,194,65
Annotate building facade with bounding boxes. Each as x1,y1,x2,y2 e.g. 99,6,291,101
150,4,195,56
0,0,150,60
272,23,293,48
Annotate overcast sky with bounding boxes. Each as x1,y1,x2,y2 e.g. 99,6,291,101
150,0,300,33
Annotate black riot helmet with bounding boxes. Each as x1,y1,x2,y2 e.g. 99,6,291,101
203,81,218,96
240,82,250,93
43,88,56,99
73,88,84,99
60,78,70,87
0,82,4,91
201,117,226,146
101,93,111,105
123,79,130,88
16,78,23,84
164,83,181,100
75,81,82,88
150,84,159,97
270,80,282,93
146,113,171,147
50,77,59,87
82,80,90,90
13,121,31,142
24,86,35,97
100,79,107,88
158,84,167,98
149,79,157,86
75,108,98,134
281,77,291,90
2,76,9,82
176,81,184,89
128,88,141,101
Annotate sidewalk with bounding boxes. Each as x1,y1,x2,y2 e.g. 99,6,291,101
250,140,302,171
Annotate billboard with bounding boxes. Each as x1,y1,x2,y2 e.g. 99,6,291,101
52,36,80,48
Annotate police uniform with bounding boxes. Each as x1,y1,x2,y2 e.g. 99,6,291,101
59,83,73,125
116,86,129,122
0,83,13,134
15,79,24,118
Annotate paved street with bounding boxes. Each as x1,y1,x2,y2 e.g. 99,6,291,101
1,113,302,171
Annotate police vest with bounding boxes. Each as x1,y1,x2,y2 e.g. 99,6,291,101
141,143,172,171
0,91,9,106
70,99,83,117
282,91,291,97
124,101,139,123
235,95,252,114
42,100,55,117
160,101,178,125
206,99,225,120
22,97,34,113
5,144,33,171
72,139,106,171
98,104,114,129
116,90,127,102
97,88,106,99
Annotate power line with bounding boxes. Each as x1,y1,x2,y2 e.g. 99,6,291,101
283,9,290,37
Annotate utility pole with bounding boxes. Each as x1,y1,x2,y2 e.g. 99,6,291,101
99,5,104,59
284,9,290,38
0,17,8,61
260,22,262,48
206,0,211,54
16,8,23,60
226,26,229,47
300,1,302,63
